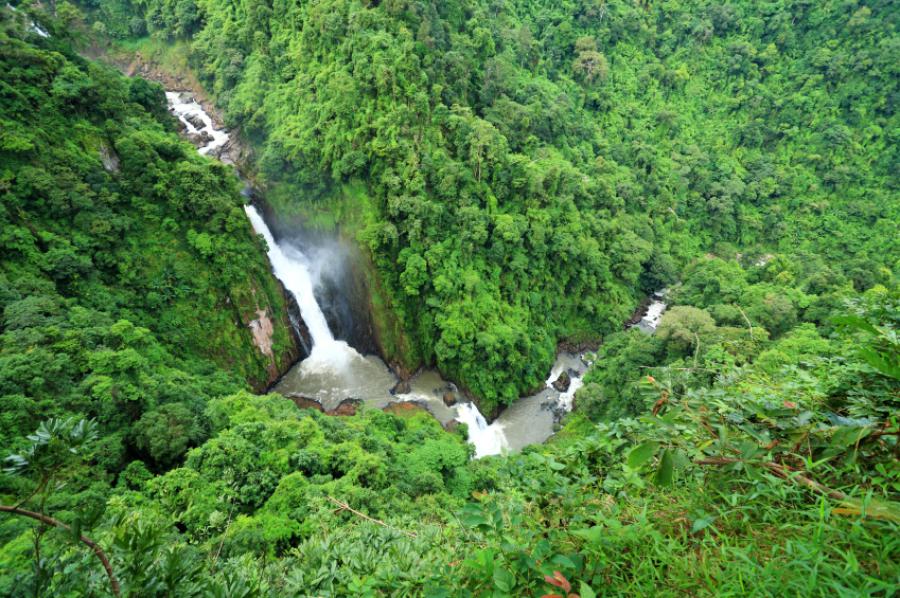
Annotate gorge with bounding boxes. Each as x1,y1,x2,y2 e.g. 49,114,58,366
2,4,896,594
168,89,597,458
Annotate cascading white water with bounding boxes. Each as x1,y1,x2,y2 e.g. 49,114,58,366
451,352,589,458
244,205,334,347
637,289,668,333
165,92,230,156
454,402,508,458
556,376,584,411
244,205,365,377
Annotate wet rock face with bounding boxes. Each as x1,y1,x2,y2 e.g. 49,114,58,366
443,391,457,407
99,144,120,173
208,137,240,164
552,371,571,393
288,395,362,416
313,248,380,357
391,380,411,395
282,282,312,359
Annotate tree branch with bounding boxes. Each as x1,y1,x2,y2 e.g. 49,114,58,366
0,505,121,596
695,457,847,501
326,496,417,538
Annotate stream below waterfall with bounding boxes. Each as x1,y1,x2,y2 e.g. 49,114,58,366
167,91,664,458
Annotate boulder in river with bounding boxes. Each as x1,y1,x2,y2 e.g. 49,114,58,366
289,395,361,417
391,380,411,395
184,112,205,130
330,398,362,416
443,391,457,406
289,395,324,413
209,137,239,164
187,130,213,146
552,371,571,392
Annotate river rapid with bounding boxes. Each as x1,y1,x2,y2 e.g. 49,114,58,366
167,91,664,458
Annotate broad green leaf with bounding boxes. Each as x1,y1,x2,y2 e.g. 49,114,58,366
831,315,879,335
654,449,674,486
572,526,604,547
493,566,514,592
580,581,597,598
827,426,871,456
691,516,715,534
547,459,566,471
550,554,577,570
627,441,659,470
460,505,490,528
859,347,900,380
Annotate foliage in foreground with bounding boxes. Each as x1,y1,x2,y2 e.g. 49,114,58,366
2,285,897,595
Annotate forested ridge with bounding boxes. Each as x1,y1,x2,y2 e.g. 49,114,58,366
0,1,898,596
81,0,898,409
0,2,301,520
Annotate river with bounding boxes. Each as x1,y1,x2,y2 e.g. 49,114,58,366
167,91,663,458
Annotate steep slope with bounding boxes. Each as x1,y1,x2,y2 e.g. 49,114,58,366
0,8,299,474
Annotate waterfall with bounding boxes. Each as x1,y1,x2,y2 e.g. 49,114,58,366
454,402,508,458
244,205,362,372
246,199,509,459
244,205,334,346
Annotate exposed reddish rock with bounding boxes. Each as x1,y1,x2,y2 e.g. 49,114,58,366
330,398,362,416
288,396,363,416
289,395,325,412
442,392,457,406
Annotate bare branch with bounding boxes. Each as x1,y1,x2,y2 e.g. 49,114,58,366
695,458,847,501
326,496,417,538
0,505,120,596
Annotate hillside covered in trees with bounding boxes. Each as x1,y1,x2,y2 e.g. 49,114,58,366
81,0,898,410
0,1,898,596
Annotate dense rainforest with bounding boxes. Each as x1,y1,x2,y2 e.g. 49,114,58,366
1,1,898,596
81,0,898,409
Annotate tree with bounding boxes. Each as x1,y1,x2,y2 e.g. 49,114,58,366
572,36,608,83
656,306,717,361
2,418,120,597
134,403,203,468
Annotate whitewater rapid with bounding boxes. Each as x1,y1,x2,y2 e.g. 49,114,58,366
632,289,668,333
166,92,230,156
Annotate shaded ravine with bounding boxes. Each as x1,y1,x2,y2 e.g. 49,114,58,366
166,91,665,458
